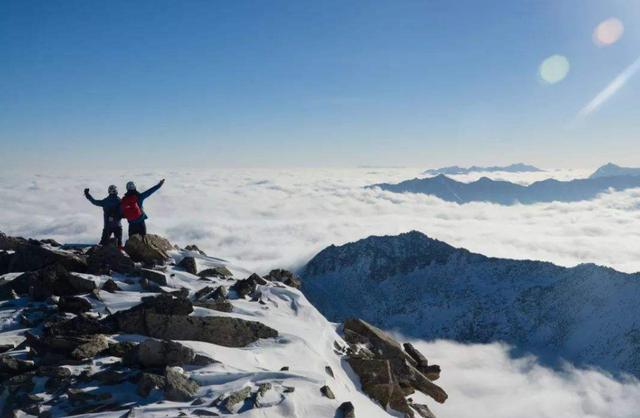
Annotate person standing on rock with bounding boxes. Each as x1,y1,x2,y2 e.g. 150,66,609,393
121,179,165,237
84,185,123,248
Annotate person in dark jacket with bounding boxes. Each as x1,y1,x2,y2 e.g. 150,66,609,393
121,179,165,237
84,185,123,247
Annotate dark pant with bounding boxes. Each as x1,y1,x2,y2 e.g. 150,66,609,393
100,225,123,247
128,221,147,237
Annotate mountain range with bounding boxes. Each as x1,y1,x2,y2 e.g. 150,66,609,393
589,163,640,179
301,231,640,378
423,163,543,176
370,166,640,204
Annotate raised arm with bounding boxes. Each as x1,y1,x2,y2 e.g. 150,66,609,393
84,188,105,207
139,179,165,200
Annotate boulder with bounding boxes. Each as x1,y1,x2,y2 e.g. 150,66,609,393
264,269,302,289
194,299,233,313
136,339,196,368
343,319,448,408
177,256,197,275
184,245,206,256
320,385,335,399
344,319,413,363
70,334,110,360
58,296,92,314
337,402,356,418
140,268,168,286
110,293,276,347
194,286,215,300
164,367,199,402
403,343,440,381
0,236,87,274
0,264,96,300
33,333,109,361
411,403,437,418
137,372,166,397
198,266,232,279
87,245,136,275
108,341,139,358
222,387,251,413
231,273,267,298
347,358,395,407
0,356,36,375
116,310,277,347
101,279,121,293
124,234,172,265
45,314,112,337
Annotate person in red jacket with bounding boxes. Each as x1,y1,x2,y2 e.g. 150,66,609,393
120,179,165,237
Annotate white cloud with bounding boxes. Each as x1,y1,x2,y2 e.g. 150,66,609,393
1,167,639,274
3,167,640,416
409,339,640,418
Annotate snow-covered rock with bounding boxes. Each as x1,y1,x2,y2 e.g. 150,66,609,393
0,236,445,417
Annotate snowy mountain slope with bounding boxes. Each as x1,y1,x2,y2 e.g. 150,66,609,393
301,231,640,377
1,235,447,418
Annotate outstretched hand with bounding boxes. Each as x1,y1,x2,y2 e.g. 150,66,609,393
84,188,90,195
159,179,165,186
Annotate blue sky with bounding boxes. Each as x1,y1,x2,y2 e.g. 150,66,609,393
1,0,639,170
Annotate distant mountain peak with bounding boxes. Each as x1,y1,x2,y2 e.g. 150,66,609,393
589,163,640,179
301,232,640,379
424,163,543,176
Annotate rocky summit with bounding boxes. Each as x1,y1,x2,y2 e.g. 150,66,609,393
0,231,447,418
302,230,640,378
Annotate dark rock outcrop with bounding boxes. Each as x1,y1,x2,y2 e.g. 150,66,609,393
264,269,302,289
124,234,172,265
58,296,92,314
0,264,96,300
101,279,121,293
343,319,447,417
0,233,87,274
177,256,198,275
198,266,232,279
164,366,199,401
135,339,196,368
320,385,335,399
184,245,206,256
231,273,267,298
87,245,136,275
140,268,168,286
110,294,277,347
222,386,251,413
337,401,356,418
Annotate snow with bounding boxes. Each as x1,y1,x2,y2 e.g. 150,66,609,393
0,249,404,418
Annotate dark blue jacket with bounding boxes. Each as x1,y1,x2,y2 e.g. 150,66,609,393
85,192,122,227
123,181,163,224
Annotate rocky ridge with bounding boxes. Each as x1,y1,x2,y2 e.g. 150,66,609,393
0,231,447,418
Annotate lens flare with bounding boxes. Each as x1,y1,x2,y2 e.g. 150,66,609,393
593,18,624,46
539,55,570,84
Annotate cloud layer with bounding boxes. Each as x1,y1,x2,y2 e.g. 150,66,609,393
3,167,640,417
1,167,639,274
411,339,640,418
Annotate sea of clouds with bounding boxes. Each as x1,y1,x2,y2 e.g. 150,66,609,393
2,166,640,417
1,166,639,273
412,339,640,418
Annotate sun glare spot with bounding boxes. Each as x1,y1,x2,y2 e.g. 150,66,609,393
539,55,570,84
593,18,624,46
